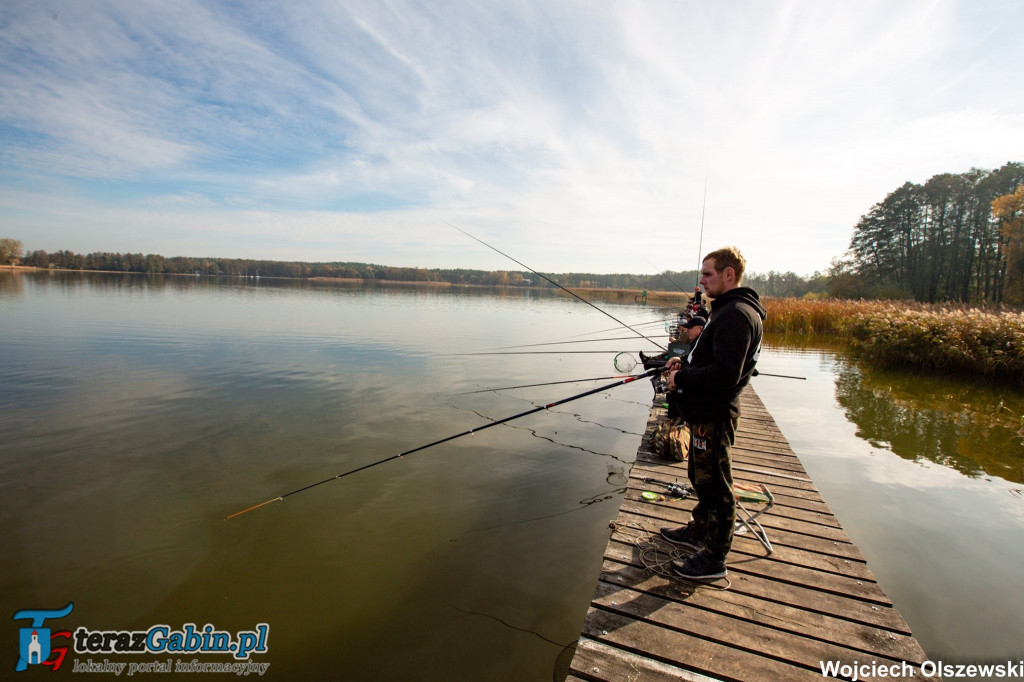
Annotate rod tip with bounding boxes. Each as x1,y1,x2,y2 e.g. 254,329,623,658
224,496,283,520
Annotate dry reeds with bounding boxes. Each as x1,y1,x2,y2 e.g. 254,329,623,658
840,307,1024,382
761,297,1024,383
762,298,877,334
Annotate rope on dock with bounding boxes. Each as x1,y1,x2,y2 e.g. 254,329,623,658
608,522,732,591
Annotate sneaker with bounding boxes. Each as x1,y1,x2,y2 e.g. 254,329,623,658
671,550,727,581
659,525,702,551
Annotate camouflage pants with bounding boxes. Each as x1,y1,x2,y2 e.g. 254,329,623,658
686,418,738,562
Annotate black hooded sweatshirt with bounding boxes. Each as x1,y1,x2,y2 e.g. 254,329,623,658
673,286,766,423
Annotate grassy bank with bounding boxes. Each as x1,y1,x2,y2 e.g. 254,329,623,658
761,297,1024,384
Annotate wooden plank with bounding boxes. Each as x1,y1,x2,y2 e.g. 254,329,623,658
569,638,722,682
589,582,922,674
598,552,912,635
625,478,840,530
617,499,868,563
579,609,830,682
593,560,927,662
610,513,873,583
567,384,928,681
604,530,891,607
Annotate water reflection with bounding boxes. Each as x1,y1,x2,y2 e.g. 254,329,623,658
756,344,1024,665
0,269,659,681
9,270,1023,674
0,268,586,298
834,359,1024,484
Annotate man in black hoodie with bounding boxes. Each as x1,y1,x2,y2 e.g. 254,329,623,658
660,247,766,580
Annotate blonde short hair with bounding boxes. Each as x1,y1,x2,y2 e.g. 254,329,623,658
704,247,746,283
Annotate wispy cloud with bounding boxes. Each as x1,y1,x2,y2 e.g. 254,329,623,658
2,0,1022,274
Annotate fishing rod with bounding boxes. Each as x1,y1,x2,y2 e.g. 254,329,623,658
641,261,687,293
752,370,806,380
626,274,656,293
565,319,672,339
444,350,636,357
635,169,710,302
493,335,668,350
225,365,665,520
446,221,666,352
613,353,804,380
659,269,688,293
695,164,709,284
450,374,642,396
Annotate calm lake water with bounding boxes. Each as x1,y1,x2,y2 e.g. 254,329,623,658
2,271,1022,679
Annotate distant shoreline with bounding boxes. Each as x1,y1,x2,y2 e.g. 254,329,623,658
307,276,451,286
2,265,693,302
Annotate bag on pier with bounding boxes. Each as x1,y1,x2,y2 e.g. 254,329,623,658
652,417,690,462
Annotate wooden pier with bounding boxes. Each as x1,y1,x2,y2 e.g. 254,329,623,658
565,386,930,681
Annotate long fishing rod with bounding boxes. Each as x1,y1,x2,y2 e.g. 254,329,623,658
637,168,709,297
493,335,668,350
566,319,671,338
225,365,665,520
641,260,687,293
446,221,666,352
450,374,641,396
444,350,632,357
753,370,806,380
613,353,805,380
659,269,688,293
695,165,709,284
626,274,654,292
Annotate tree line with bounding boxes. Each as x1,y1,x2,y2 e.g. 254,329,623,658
5,160,1022,303
835,162,1024,303
3,242,824,298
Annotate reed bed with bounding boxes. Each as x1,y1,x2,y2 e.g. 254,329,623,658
841,307,1024,383
762,297,1024,384
762,298,877,334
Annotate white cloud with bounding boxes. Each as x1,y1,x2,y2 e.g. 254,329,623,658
2,0,1022,275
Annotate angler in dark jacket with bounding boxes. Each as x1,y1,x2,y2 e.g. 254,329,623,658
661,247,766,580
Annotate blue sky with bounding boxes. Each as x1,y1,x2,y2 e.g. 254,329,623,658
2,0,1023,276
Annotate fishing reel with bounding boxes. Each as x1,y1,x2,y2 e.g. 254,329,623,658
666,483,690,498
642,478,691,500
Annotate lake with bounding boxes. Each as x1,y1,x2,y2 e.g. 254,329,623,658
2,270,1022,680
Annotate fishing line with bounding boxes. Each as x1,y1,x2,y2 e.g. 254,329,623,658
452,403,634,462
225,365,666,519
695,164,709,281
446,221,667,352
614,352,804,381
491,392,645,437
565,319,672,339
444,350,638,357
449,374,640,396
460,487,626,534
492,335,668,350
444,602,570,649
641,260,687,292
601,394,655,408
